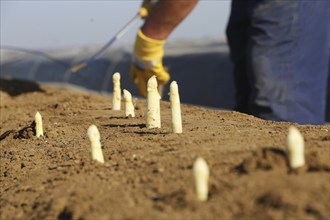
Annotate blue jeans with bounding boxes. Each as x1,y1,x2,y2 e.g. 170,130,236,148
226,0,330,125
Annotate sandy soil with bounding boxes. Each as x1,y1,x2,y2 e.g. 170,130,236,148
0,78,329,220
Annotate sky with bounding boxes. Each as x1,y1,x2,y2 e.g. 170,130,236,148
1,1,231,50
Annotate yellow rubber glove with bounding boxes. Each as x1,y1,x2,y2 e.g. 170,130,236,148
131,29,170,96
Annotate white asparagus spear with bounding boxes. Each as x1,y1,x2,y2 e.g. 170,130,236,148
169,81,182,133
35,112,44,137
123,89,135,117
193,157,209,202
112,72,121,110
286,126,305,169
87,125,104,164
147,75,161,128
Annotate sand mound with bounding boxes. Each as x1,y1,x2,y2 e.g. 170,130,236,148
1,78,329,219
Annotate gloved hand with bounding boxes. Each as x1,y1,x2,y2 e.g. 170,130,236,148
138,0,157,19
131,29,170,97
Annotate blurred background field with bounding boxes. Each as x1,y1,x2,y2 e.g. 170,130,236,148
0,40,234,109
0,1,233,107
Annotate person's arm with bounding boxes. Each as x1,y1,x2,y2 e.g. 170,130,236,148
131,0,199,96
142,0,199,40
